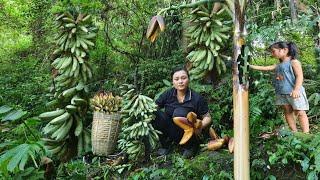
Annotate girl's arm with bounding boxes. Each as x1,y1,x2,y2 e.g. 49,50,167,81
291,59,303,98
249,64,277,71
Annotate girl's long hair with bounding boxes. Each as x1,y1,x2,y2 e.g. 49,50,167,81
269,41,299,60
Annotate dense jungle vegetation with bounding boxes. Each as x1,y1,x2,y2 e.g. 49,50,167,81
0,0,319,179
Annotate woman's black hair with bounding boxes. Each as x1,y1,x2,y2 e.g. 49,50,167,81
268,41,299,60
171,66,189,78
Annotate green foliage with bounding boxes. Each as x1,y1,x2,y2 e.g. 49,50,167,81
50,0,103,14
266,131,320,179
308,88,320,123
128,151,233,179
249,71,282,135
0,105,46,178
0,0,32,28
56,159,87,179
248,10,317,74
0,142,46,173
0,29,32,60
0,54,50,115
205,78,233,134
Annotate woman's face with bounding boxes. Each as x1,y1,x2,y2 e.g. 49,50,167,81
172,70,189,91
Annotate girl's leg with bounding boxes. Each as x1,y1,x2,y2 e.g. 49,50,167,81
282,105,297,132
294,110,310,133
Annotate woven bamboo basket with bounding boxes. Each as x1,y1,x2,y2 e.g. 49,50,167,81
92,111,121,156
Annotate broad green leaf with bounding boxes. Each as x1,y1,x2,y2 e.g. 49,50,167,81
301,157,310,172
0,145,18,164
19,152,29,170
162,79,171,87
307,171,317,180
0,105,12,114
315,152,320,171
267,175,276,180
7,144,29,171
17,167,35,176
0,141,15,148
2,110,27,122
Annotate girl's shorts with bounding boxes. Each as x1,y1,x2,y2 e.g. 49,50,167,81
275,90,309,110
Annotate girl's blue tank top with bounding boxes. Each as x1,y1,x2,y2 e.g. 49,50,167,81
274,60,304,94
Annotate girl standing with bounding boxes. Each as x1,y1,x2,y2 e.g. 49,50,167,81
249,42,310,133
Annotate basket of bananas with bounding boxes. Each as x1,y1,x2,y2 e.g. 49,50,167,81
90,92,122,156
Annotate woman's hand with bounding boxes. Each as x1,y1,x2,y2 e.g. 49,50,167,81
290,89,300,99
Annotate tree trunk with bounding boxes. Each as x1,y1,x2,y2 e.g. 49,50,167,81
231,0,250,179
316,19,320,73
290,0,298,24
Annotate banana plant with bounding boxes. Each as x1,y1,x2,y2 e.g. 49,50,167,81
39,11,97,161
117,84,161,161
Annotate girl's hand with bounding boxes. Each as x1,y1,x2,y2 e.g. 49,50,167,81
290,89,300,99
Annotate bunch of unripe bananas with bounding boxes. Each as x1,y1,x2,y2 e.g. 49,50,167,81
39,11,97,160
117,84,161,160
186,4,231,79
53,12,97,88
90,92,122,113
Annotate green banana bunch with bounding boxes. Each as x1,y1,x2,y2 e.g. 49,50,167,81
117,85,161,160
53,12,97,85
118,139,144,160
40,11,97,161
121,94,157,119
42,138,67,156
90,92,122,113
186,4,232,79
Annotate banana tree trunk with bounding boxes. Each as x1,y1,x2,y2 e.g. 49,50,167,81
232,0,250,179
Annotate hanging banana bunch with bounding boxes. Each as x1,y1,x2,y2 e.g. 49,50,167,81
117,84,161,160
39,11,97,160
186,4,232,80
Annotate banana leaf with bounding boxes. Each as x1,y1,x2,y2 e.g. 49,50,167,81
1,109,27,122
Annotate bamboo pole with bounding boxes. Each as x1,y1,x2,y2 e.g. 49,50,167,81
232,0,250,179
